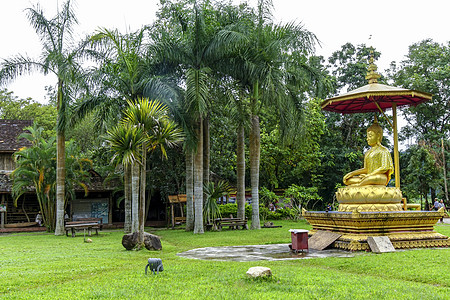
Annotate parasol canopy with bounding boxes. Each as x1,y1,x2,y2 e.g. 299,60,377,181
321,55,432,114
321,83,432,114
321,55,432,189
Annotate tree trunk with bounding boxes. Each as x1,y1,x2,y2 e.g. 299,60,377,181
145,188,152,221
203,116,210,200
194,119,204,234
442,138,449,203
236,124,246,220
185,150,194,231
249,114,261,229
124,164,132,233
131,162,140,233
138,145,147,246
54,79,66,236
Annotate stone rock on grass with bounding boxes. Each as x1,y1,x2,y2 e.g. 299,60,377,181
122,232,162,251
144,232,162,250
122,232,139,250
246,267,272,278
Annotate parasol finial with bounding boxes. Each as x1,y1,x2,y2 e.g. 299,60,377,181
365,51,381,84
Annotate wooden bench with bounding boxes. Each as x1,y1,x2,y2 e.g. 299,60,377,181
65,218,103,237
214,217,248,231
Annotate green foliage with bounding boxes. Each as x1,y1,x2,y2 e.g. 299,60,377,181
388,39,450,142
0,89,57,138
203,181,231,223
404,145,441,204
284,184,322,210
259,187,279,206
218,203,251,219
218,202,296,221
259,99,326,189
328,43,383,91
12,124,56,230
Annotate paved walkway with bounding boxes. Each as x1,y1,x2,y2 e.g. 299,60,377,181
177,244,356,262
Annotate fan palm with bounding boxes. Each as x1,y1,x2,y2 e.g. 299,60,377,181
0,0,88,235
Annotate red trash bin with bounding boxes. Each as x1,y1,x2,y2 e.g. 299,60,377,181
289,229,309,252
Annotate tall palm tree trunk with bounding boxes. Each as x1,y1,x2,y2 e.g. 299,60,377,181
194,119,204,234
249,114,261,229
131,162,140,233
55,131,66,235
185,151,194,231
124,164,132,233
203,116,210,197
55,81,66,236
138,145,147,245
236,124,246,220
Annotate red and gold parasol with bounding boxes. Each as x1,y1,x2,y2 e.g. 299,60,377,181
321,56,432,188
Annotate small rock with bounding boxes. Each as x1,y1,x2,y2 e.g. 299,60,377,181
246,266,272,278
264,221,274,227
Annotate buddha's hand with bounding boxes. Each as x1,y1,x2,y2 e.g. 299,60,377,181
343,172,354,181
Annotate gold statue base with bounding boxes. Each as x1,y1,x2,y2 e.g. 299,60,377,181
336,186,404,212
303,209,449,251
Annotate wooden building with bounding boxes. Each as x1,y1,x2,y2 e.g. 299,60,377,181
0,119,167,230
0,119,116,228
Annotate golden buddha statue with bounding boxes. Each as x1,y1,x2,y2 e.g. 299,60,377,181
343,118,394,186
336,118,402,212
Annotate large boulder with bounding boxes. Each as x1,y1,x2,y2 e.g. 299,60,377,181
246,266,272,278
122,232,139,250
122,232,162,251
143,232,162,250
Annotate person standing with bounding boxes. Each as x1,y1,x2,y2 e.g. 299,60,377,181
35,212,43,226
439,199,446,223
433,198,440,211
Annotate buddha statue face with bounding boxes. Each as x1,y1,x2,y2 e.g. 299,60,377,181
366,122,382,147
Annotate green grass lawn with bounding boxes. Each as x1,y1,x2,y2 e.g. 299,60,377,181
1,220,449,299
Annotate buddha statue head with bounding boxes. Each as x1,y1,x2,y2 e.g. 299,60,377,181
366,117,382,147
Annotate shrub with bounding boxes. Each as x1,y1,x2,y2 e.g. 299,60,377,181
218,203,251,219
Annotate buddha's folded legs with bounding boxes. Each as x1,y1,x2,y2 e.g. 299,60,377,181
344,173,388,186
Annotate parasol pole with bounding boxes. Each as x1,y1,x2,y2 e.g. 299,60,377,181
392,103,400,188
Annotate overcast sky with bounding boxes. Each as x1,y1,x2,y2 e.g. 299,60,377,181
1,0,449,103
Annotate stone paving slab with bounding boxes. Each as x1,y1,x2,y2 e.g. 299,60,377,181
177,244,355,262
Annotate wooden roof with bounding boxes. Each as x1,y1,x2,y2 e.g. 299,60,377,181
0,120,33,153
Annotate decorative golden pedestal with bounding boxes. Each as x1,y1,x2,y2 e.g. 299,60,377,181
336,186,403,212
303,210,449,251
303,186,449,251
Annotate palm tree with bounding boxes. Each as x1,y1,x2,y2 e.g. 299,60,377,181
0,1,88,235
222,0,318,229
12,125,56,230
75,26,182,232
12,124,90,231
121,97,183,246
154,0,248,233
105,123,147,233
